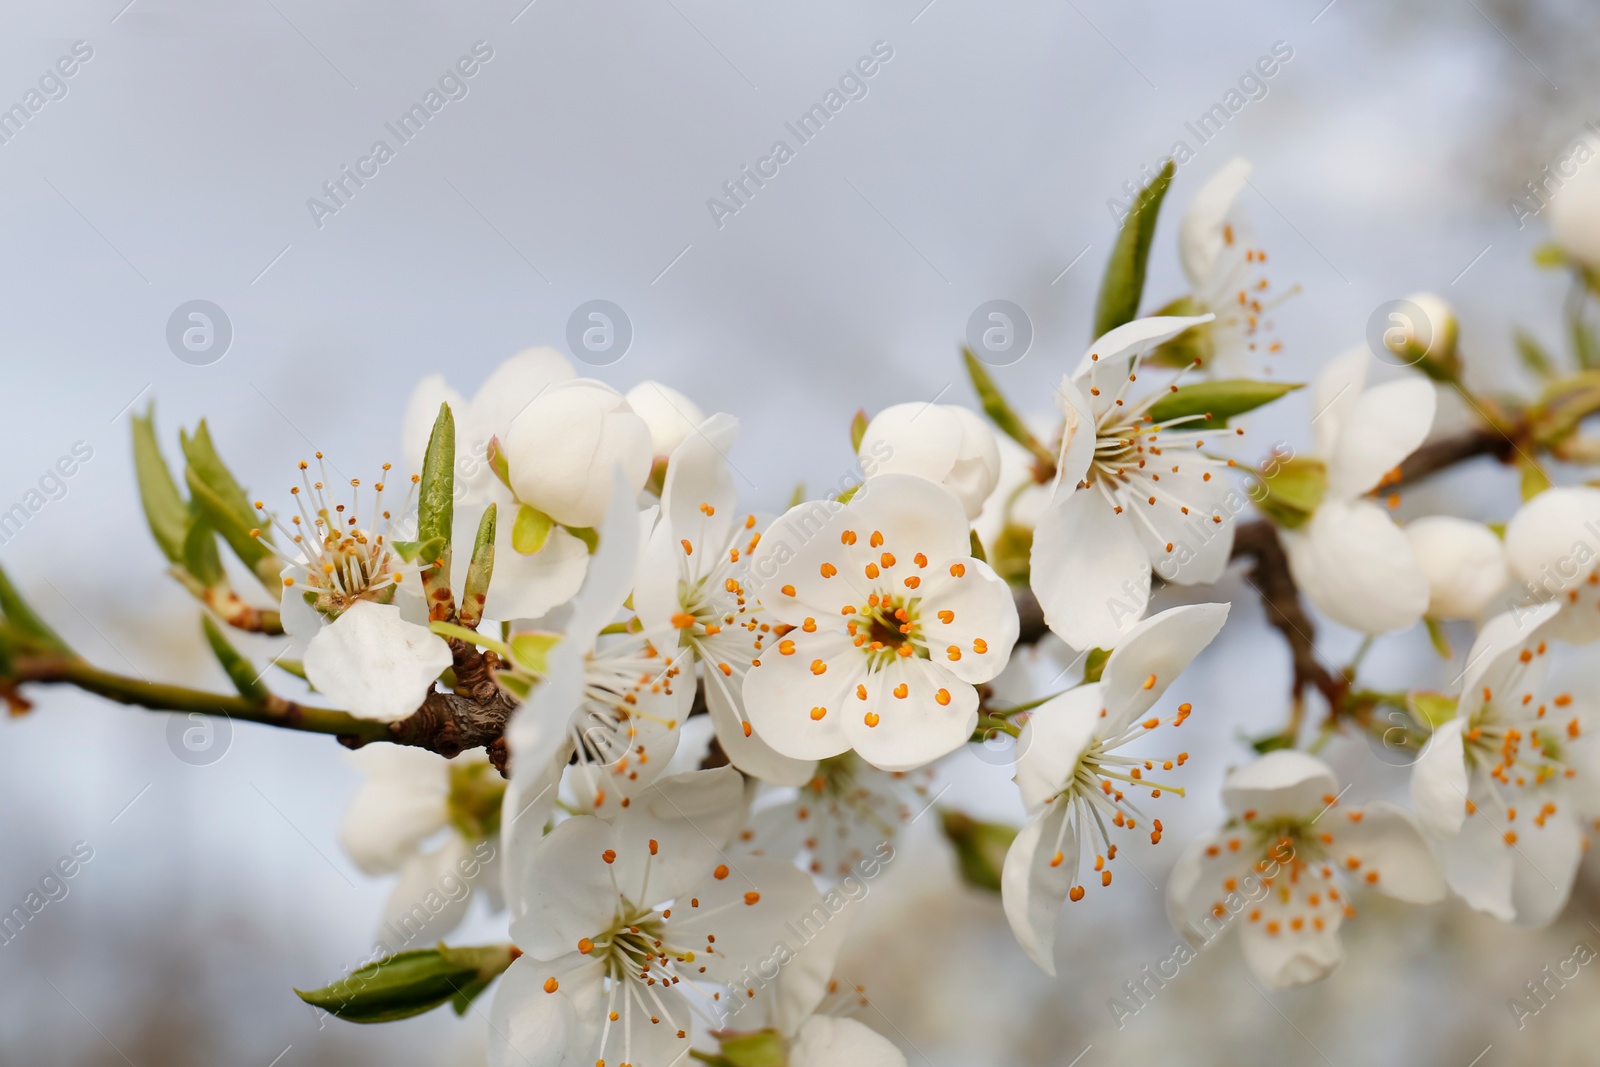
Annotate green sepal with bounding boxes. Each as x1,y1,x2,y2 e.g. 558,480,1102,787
850,408,869,452
447,760,507,841
1517,455,1552,501
988,522,1033,586
718,1029,787,1067
274,658,307,681
418,404,456,550
509,631,561,674
1407,690,1458,729
566,525,600,553
1093,158,1176,338
1423,617,1452,659
130,407,188,564
393,536,447,566
512,504,553,555
485,435,512,491
938,809,1018,893
1533,243,1566,269
294,943,515,1025
1145,295,1216,369
1146,379,1303,431
1082,647,1111,685
1255,457,1328,529
1248,731,1296,755
833,484,860,506
962,348,1053,466
968,529,988,563
201,615,267,701
0,563,67,652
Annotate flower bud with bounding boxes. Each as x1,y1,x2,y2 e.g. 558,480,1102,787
503,379,652,528
624,381,706,458
1392,292,1459,381
1403,516,1507,620
858,402,1000,518
1547,139,1600,271
1504,485,1600,595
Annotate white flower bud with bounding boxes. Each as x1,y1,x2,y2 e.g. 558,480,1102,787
1395,292,1458,364
858,402,1000,519
1403,516,1507,620
624,381,706,457
1547,138,1600,269
503,379,652,528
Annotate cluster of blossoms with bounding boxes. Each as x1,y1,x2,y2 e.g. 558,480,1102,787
28,148,1600,1063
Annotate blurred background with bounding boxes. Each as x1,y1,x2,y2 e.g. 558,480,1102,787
3,0,1600,1062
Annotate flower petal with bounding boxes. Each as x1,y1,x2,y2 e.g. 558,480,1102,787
504,379,652,528
1404,516,1509,620
1308,347,1369,461
1000,800,1074,975
379,836,477,947
1323,801,1444,904
702,662,817,787
1435,804,1515,921
1327,376,1436,499
914,556,1019,685
339,746,449,874
402,374,466,479
845,657,977,772
1283,498,1428,635
1410,718,1469,838
1073,315,1215,420
1099,603,1229,735
1222,750,1339,822
625,380,707,457
1509,805,1583,928
790,1016,907,1067
1030,490,1152,650
743,631,860,762
1164,829,1257,947
1013,684,1103,814
508,815,620,960
660,412,740,583
1178,156,1253,286
486,953,603,1067
1051,376,1097,499
303,601,452,722
1236,873,1346,989
611,767,747,905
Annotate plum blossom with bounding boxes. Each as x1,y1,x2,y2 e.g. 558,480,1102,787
1167,751,1444,988
1504,485,1600,643
489,768,844,1067
633,413,816,786
744,475,1019,772
339,746,504,948
1002,603,1228,973
1404,515,1509,621
625,381,707,461
1029,315,1240,651
1411,603,1600,925
856,401,1001,519
1280,347,1436,634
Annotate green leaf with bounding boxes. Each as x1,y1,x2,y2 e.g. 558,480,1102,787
1093,158,1176,338
295,944,514,1025
718,1029,787,1067
0,563,66,651
963,349,1054,467
182,512,226,587
461,504,497,626
850,409,869,452
509,631,561,674
1423,616,1452,659
130,408,189,564
393,536,447,566
179,422,278,590
511,504,553,555
1515,329,1557,379
968,529,988,563
1146,379,1303,431
274,658,307,681
1082,647,1111,685
201,616,267,701
1145,295,1216,369
418,404,456,551
938,810,1018,893
1255,457,1328,529
1248,731,1295,755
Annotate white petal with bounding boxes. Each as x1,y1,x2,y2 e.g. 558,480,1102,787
790,1016,907,1067
277,561,321,650
486,953,603,1067
844,658,977,773
1547,140,1600,269
1324,801,1445,904
1051,377,1097,498
508,816,620,959
742,631,859,762
1000,801,1074,975
1030,490,1152,650
1073,315,1215,420
1222,750,1339,822
913,556,1020,685
486,523,591,624
1410,718,1469,838
1164,829,1256,946
1013,684,1102,813
563,472,646,648
504,379,652,528
625,380,707,456
1137,466,1239,587
1179,156,1253,285
1327,376,1436,499
339,746,449,874
1458,604,1560,721
1308,347,1369,460
611,768,747,905
466,346,576,445
703,664,816,787
1404,516,1509,620
843,474,972,569
859,403,962,491
1503,485,1600,594
660,412,740,583
1237,874,1346,988
1099,602,1229,735
1284,499,1428,635
1435,804,1515,921
1509,805,1583,928
379,836,477,946
303,602,452,722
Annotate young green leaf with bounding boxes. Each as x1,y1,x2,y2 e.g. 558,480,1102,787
182,511,226,588
130,408,189,564
1145,379,1302,431
295,944,514,1025
1515,329,1557,379
962,348,1054,468
418,404,456,550
460,504,497,630
201,615,268,701
1093,158,1176,339
0,563,67,651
